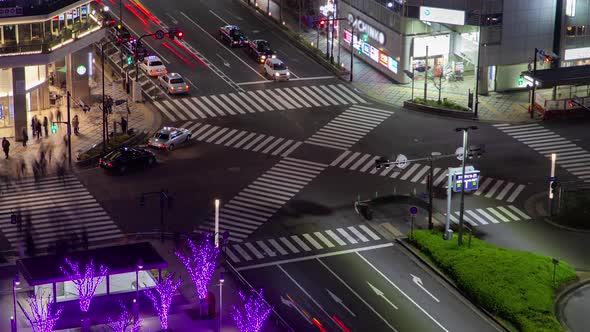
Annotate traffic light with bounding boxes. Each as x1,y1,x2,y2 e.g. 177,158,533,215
550,181,558,198
166,28,184,40
374,157,389,170
175,30,184,39
319,19,326,28
569,100,575,108
51,123,57,134
126,55,133,65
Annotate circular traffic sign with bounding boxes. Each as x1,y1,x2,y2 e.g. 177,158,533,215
455,147,464,161
155,30,165,40
395,154,408,169
409,206,418,215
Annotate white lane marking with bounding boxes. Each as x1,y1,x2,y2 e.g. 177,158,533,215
225,248,241,263
233,244,252,261
497,206,520,221
209,9,229,25
326,230,347,246
508,205,531,219
476,208,499,224
348,226,369,242
506,184,525,203
314,232,335,248
356,252,449,332
486,207,509,222
359,225,380,240
278,237,299,254
256,240,276,257
474,178,493,195
268,239,288,255
484,180,504,198
291,235,311,251
495,182,514,201
245,242,264,259
466,210,488,225
303,233,323,250
337,228,358,244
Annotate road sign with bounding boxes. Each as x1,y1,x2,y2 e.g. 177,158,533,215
452,171,480,192
155,30,165,40
395,154,408,169
549,176,557,181
455,147,464,161
409,206,418,215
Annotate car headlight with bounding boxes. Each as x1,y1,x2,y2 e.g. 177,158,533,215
275,72,280,77
286,72,290,76
272,54,277,58
261,55,266,59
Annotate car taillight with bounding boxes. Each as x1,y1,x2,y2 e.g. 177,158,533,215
117,38,122,42
107,162,113,167
185,85,189,90
99,158,103,164
170,87,175,91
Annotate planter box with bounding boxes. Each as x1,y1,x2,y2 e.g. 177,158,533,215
75,131,148,167
403,101,477,120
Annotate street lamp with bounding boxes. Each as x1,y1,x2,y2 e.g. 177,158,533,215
12,274,20,332
219,272,224,332
455,126,478,246
135,258,143,322
214,199,220,248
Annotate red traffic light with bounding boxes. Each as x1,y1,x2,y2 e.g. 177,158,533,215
176,31,184,39
319,19,326,27
569,101,574,107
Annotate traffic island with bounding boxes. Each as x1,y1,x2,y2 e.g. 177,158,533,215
404,98,476,119
407,229,577,332
76,131,147,167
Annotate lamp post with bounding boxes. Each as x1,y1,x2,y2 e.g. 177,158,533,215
219,272,224,332
350,22,354,82
455,126,478,246
214,199,220,248
12,274,19,332
135,258,143,322
530,47,539,119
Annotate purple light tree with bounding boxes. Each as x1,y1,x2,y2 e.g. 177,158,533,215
144,273,182,330
106,301,142,332
18,291,63,332
60,258,108,312
231,289,272,332
175,234,220,300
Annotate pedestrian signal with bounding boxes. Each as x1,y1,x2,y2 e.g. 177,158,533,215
51,123,58,134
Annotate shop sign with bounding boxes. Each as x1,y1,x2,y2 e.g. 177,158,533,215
370,45,379,62
420,6,465,26
0,6,23,18
388,56,398,73
76,65,87,76
347,13,386,45
379,52,388,67
320,0,335,17
564,47,590,60
413,34,450,57
343,29,352,44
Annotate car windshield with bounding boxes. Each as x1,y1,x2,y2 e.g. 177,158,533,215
273,63,287,70
170,78,184,84
154,132,169,140
231,29,243,37
149,61,163,66
260,43,271,52
119,30,131,38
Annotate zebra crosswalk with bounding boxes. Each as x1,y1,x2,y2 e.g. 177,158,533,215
198,158,328,241
225,223,386,264
330,151,526,203
432,205,531,227
153,84,367,121
182,122,302,157
0,175,122,250
305,105,392,150
495,123,590,182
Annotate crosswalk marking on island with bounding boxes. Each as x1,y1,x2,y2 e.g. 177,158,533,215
198,158,328,242
494,123,590,182
330,150,527,203
225,223,391,264
152,84,367,121
0,175,121,250
431,205,531,227
305,105,392,150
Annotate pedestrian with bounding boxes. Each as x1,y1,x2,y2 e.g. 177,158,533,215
49,110,54,126
2,137,10,159
22,128,28,147
72,115,79,135
43,116,49,136
36,120,42,139
56,109,62,124
31,117,37,139
120,117,128,134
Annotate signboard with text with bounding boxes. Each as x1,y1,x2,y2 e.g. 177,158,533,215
453,171,480,192
420,6,465,26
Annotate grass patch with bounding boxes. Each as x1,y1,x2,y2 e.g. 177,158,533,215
413,97,470,112
78,133,133,161
410,230,577,332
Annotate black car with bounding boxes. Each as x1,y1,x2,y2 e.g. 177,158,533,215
247,39,277,63
110,25,135,44
219,25,248,47
99,146,155,173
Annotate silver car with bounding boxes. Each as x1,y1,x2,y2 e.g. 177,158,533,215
158,73,190,95
147,127,191,150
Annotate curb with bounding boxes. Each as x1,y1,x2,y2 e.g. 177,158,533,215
403,100,476,120
543,218,590,233
554,277,590,332
395,238,511,332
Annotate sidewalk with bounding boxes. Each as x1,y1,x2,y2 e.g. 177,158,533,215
0,50,161,176
0,237,287,332
252,0,534,123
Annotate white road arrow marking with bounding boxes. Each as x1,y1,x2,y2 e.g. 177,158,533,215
281,295,313,324
326,289,357,317
411,274,440,303
367,281,398,310
216,53,231,68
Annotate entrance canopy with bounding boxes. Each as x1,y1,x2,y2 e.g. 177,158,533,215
17,242,167,286
522,64,590,88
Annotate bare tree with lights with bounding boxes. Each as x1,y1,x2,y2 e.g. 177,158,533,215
231,289,272,332
18,291,63,332
60,258,108,312
175,234,220,300
144,273,182,330
105,301,142,332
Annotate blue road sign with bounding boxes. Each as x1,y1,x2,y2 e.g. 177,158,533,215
453,171,480,192
409,206,418,215
549,176,557,181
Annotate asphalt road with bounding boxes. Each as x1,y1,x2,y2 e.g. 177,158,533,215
560,282,590,332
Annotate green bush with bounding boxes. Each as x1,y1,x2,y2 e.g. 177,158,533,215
413,97,470,112
78,133,133,161
411,230,577,332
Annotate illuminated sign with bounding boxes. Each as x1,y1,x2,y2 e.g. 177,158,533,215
0,6,23,18
388,56,398,73
564,47,590,60
420,6,465,26
362,43,371,57
413,34,450,57
343,29,352,44
379,52,388,67
453,171,480,192
343,29,398,75
76,65,87,76
370,46,379,62
347,14,386,45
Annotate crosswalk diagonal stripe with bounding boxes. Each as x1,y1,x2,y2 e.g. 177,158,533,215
257,90,285,110
301,86,331,106
272,139,294,155
486,207,510,222
306,140,348,150
495,182,515,201
280,141,302,157
411,166,430,183
256,241,276,257
422,167,442,184
247,91,274,111
475,177,493,195
252,136,275,152
291,235,312,251
283,88,312,107
171,99,192,120
181,98,207,119
359,225,380,240
219,94,246,114
331,151,351,166
326,230,346,246
274,88,303,108
190,123,212,139
191,97,217,117
262,137,284,154
350,154,371,171
228,93,255,113
238,91,264,112
326,84,358,104
311,86,339,105
197,126,219,141
314,232,335,247
222,130,246,146
162,100,186,120
476,208,499,223
233,244,253,260
153,101,177,121
205,127,229,143
233,132,257,148
347,226,369,242
507,205,531,219
210,95,237,115
269,239,289,255
455,212,477,226
303,233,323,249
434,171,448,186
337,228,358,244
360,156,379,172
337,84,367,103
225,248,241,263
245,243,264,259
318,85,347,104
266,90,296,109
340,152,361,168
216,129,238,145
243,134,266,150
484,180,504,198
497,206,520,221
466,210,488,225
201,96,227,116
293,86,322,107
278,237,299,253
400,164,421,180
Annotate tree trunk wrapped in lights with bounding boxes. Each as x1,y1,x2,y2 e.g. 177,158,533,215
106,301,142,332
175,234,220,300
144,273,182,330
231,289,272,332
18,291,63,332
60,258,108,312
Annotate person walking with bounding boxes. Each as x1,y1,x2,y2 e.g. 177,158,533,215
49,110,54,126
31,117,37,139
43,116,49,137
120,117,128,134
72,115,79,135
22,128,28,147
36,120,42,139
2,137,10,159
56,109,62,124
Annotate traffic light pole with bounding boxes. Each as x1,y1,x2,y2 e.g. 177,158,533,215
530,48,538,119
66,91,72,166
350,24,354,82
140,189,172,243
101,42,106,152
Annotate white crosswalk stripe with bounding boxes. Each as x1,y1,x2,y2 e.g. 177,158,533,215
224,224,387,264
0,175,122,250
329,151,527,203
152,84,367,120
306,105,392,150
198,158,327,241
495,123,590,182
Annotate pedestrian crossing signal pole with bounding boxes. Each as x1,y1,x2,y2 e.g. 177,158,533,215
549,153,557,215
455,126,478,246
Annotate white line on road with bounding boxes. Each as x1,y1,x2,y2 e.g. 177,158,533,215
356,252,450,332
209,10,230,25
237,80,273,86
288,76,336,82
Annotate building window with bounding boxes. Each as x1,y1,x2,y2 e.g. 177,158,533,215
566,0,576,17
577,25,586,35
567,26,576,36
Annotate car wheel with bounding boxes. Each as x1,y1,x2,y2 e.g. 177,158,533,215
168,144,175,151
185,135,191,143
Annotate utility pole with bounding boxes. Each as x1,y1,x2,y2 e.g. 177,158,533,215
530,48,538,119
424,46,428,100
455,126,478,246
66,91,72,165
330,12,335,64
350,23,354,82
101,42,106,152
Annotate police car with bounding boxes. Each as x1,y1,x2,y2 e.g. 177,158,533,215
219,25,248,47
147,127,192,151
247,39,277,63
139,55,167,77
158,73,189,95
264,58,290,81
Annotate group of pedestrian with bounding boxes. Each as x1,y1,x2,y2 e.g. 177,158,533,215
30,115,50,140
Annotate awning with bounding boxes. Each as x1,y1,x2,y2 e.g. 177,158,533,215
17,242,168,286
522,64,590,88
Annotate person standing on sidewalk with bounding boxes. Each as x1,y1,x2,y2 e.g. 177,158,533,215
2,137,10,159
56,109,62,124
121,116,128,134
72,115,80,135
22,128,28,147
43,116,49,137
36,120,42,139
31,116,37,139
